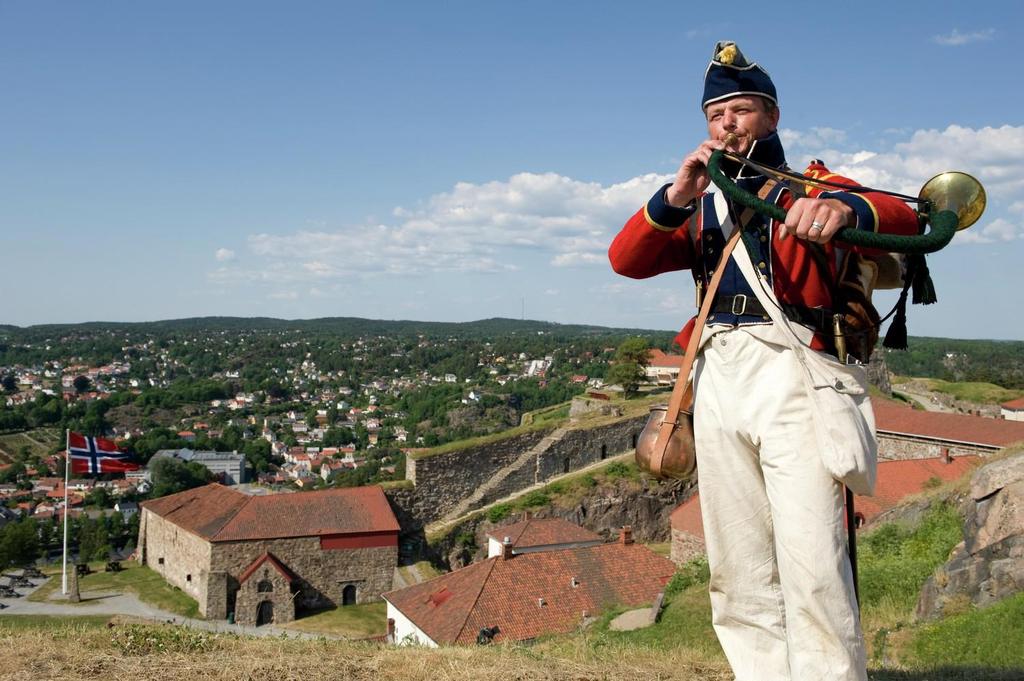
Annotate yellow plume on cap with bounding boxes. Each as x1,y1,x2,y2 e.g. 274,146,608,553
716,44,737,65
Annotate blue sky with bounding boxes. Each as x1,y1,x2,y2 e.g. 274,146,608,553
1,1,1022,340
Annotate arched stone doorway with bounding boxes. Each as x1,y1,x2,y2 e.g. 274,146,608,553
342,584,357,606
256,600,274,626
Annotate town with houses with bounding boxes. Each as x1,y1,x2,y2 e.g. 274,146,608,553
1,320,1024,650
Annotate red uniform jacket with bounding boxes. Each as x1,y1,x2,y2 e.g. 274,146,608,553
608,133,919,351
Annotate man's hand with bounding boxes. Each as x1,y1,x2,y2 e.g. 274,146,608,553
780,197,855,244
665,140,726,207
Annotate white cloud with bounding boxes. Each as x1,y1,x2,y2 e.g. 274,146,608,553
955,218,1024,244
215,248,235,262
212,124,1023,294
933,28,995,46
268,291,299,300
237,171,668,284
782,124,1024,244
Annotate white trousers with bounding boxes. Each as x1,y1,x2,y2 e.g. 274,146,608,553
694,327,866,681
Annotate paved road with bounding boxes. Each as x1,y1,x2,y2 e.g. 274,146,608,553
891,388,955,413
0,574,336,640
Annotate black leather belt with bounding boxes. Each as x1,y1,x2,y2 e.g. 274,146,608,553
712,294,833,333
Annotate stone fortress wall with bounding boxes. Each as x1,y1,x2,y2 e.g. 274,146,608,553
390,410,649,533
138,508,214,612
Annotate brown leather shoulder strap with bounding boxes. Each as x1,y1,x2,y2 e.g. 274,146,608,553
649,179,777,477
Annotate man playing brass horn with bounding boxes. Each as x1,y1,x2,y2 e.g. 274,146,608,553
609,42,919,681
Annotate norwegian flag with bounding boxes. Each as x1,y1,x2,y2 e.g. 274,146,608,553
67,431,141,474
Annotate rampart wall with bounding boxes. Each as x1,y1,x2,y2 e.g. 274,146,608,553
390,413,648,532
877,433,997,461
403,428,553,524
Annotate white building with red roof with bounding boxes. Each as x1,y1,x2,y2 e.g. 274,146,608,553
645,349,684,384
1001,397,1024,422
139,483,399,626
384,525,673,647
484,517,604,557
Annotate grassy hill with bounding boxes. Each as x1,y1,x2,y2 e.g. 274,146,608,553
5,454,1024,680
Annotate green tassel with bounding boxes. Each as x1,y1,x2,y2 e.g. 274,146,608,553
883,292,909,350
910,255,937,305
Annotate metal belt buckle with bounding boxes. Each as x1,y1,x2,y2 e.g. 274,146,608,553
731,294,748,316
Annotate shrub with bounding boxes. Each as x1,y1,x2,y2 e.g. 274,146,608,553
487,504,511,523
664,556,710,599
602,461,634,480
517,490,551,508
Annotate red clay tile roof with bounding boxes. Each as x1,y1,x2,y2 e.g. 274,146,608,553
239,551,296,584
1001,397,1024,410
672,455,981,536
384,542,674,645
874,400,1024,448
669,494,704,540
141,483,249,540
141,483,399,542
647,348,684,368
854,455,980,523
485,517,602,549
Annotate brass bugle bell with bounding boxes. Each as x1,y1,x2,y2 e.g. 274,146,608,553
919,171,986,231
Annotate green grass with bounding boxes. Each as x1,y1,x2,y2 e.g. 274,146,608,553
0,428,61,460
644,542,671,558
29,562,199,618
906,593,1024,668
520,401,572,426
921,378,1023,405
0,614,111,630
585,557,721,659
282,602,387,638
858,501,963,611
396,561,441,586
409,421,556,460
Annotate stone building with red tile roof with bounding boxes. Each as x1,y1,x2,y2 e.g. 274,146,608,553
383,527,673,646
139,483,398,626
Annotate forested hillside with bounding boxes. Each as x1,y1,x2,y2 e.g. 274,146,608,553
881,338,1024,389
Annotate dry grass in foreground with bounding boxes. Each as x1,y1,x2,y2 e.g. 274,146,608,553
0,618,731,681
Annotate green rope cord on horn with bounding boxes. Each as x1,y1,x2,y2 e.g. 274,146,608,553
707,150,958,255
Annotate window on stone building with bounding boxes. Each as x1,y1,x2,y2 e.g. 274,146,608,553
257,580,273,593
158,557,164,565
186,574,192,582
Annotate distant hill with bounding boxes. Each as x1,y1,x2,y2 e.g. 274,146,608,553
1,316,667,339
881,337,1024,390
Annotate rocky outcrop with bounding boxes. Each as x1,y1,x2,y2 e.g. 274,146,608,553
916,451,1024,620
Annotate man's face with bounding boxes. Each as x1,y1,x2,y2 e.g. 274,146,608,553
704,96,779,155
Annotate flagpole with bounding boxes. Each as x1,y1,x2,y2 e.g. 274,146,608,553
62,429,69,595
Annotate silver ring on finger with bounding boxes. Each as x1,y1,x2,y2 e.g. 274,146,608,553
810,221,824,231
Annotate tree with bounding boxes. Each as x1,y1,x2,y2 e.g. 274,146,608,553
608,337,650,398
72,375,92,393
149,457,214,498
0,518,41,569
77,516,110,562
1,374,16,393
